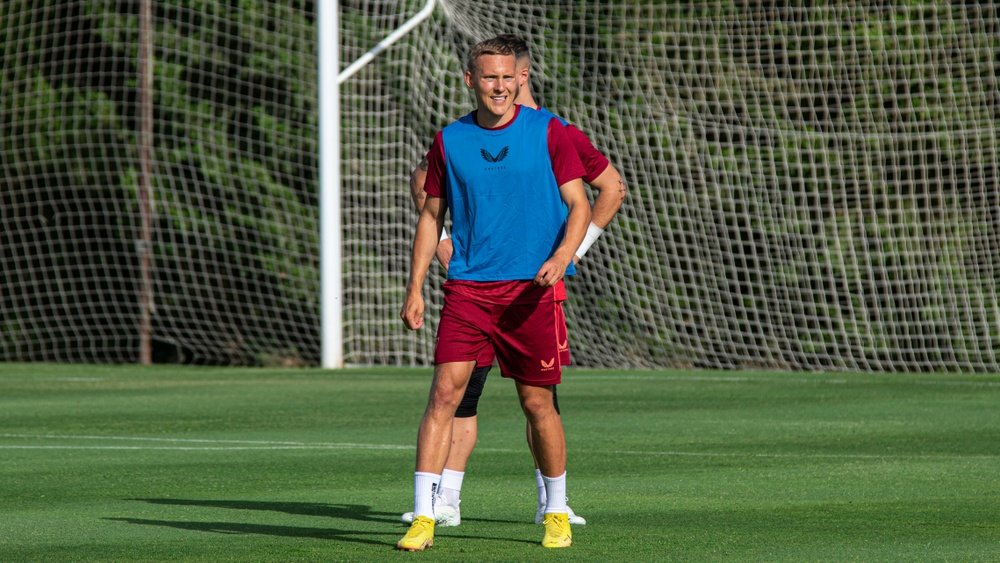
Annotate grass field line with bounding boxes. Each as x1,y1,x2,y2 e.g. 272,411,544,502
2,433,998,461
569,373,1000,387
0,433,412,451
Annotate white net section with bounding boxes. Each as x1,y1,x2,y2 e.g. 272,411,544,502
2,1,1000,370
342,1,1000,371
1,2,318,364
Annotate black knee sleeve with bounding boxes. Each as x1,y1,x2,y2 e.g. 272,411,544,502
455,365,491,418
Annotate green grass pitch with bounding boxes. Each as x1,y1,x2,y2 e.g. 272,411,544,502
2,363,999,561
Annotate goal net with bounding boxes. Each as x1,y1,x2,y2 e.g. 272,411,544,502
2,1,999,371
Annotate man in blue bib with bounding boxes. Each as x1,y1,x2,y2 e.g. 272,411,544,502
398,37,590,551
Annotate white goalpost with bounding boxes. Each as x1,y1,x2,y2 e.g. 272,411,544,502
319,0,438,368
318,1,344,369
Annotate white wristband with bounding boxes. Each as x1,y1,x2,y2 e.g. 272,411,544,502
439,227,450,241
575,222,604,259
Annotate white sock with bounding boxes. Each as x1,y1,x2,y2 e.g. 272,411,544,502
413,471,440,519
541,472,567,514
439,469,464,507
534,468,546,506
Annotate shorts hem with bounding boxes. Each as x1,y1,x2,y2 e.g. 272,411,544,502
500,372,562,386
433,356,479,366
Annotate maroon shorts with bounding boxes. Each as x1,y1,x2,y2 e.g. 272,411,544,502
471,306,571,369
435,283,571,386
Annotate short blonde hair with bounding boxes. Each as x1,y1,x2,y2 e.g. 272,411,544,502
494,34,530,62
466,37,516,73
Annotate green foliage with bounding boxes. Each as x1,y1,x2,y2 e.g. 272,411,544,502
3,1,1000,369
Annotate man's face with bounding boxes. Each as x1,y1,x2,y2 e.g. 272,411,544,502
465,54,519,124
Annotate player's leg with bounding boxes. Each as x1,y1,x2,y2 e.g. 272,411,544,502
515,382,572,548
516,383,565,485
398,359,475,551
414,360,475,494
525,388,555,511
437,364,489,515
400,362,472,546
399,288,490,550
449,362,490,470
492,294,573,547
448,417,477,469
525,387,585,524
518,300,587,525
402,363,490,526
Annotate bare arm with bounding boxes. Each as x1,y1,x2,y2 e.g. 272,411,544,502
408,156,429,211
409,155,453,270
534,178,591,287
401,196,446,330
587,163,626,229
574,163,627,262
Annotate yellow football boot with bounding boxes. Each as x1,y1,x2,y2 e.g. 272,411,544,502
396,515,435,551
541,512,572,548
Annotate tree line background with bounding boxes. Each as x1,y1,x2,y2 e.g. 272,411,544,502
2,1,999,370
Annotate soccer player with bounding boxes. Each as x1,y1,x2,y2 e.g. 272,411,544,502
397,37,589,551
402,34,626,528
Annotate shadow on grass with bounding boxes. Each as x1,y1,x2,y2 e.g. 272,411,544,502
130,498,521,525
105,517,390,546
130,498,397,523
108,517,539,548
110,499,530,547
